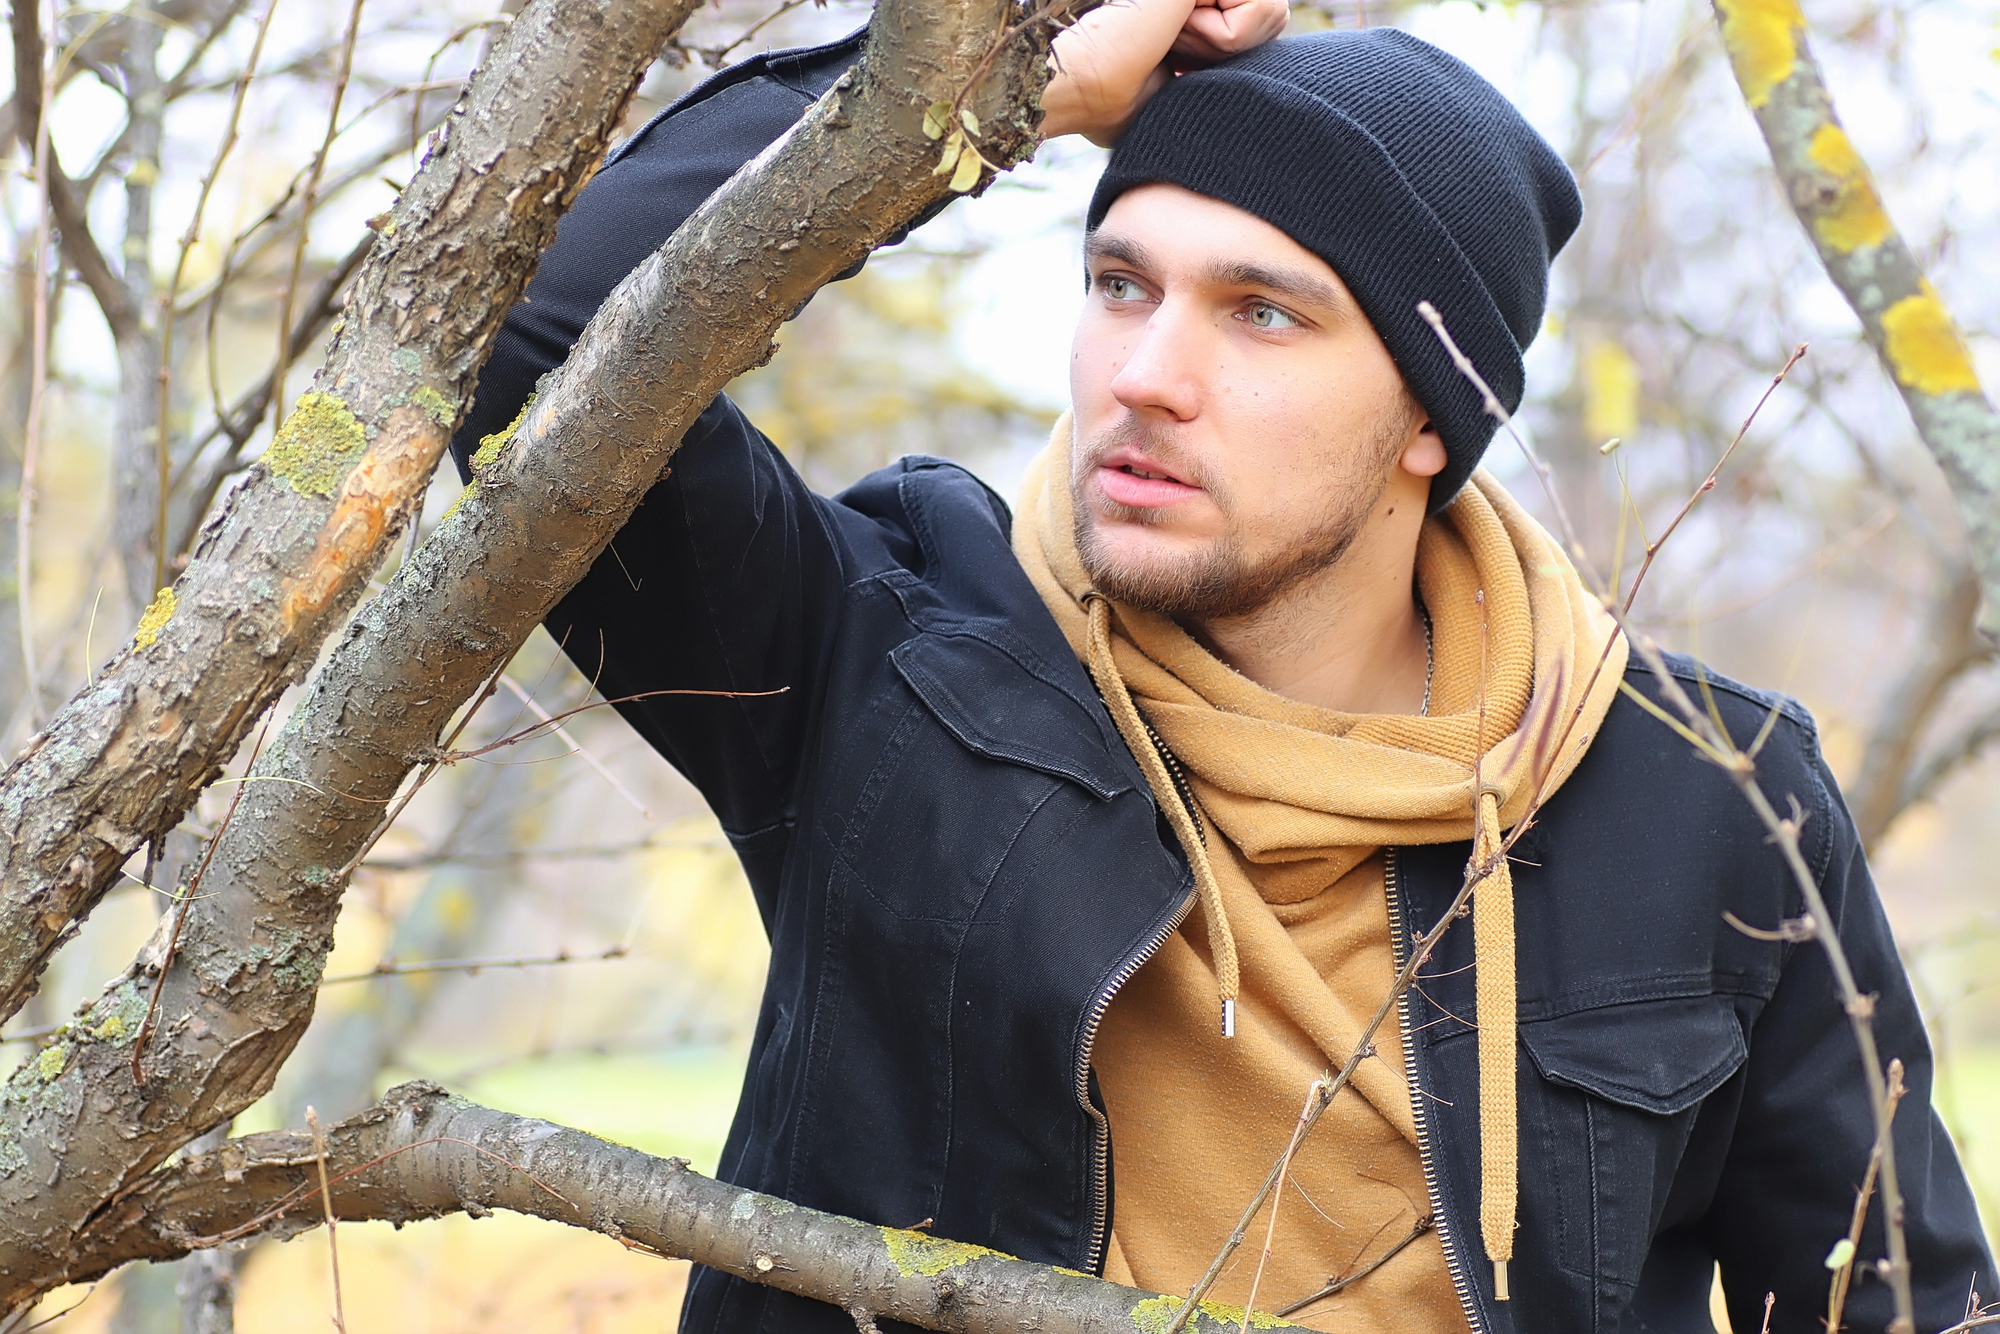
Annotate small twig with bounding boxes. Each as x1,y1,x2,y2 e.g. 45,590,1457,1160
1238,1078,1325,1334
494,674,651,816
318,945,628,987
270,0,365,433
154,0,282,591
17,0,55,725
306,1107,347,1334
332,655,513,881
1622,344,1808,615
1417,299,1914,1331
1274,1214,1433,1317
438,685,789,765
1827,1058,1908,1333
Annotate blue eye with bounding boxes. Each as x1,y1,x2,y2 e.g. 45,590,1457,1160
1247,302,1299,329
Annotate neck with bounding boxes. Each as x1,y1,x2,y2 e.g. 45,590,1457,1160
1186,485,1431,715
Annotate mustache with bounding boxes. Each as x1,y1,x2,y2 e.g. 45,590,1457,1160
1073,417,1214,493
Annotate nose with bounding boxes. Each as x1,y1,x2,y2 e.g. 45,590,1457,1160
1109,299,1206,423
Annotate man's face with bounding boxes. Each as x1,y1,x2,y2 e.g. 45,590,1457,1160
1068,183,1440,622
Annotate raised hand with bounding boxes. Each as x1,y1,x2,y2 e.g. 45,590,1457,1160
1040,0,1291,146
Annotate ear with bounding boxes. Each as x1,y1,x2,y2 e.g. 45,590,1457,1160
1399,419,1447,480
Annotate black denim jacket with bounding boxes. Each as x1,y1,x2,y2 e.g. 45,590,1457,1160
451,29,1992,1334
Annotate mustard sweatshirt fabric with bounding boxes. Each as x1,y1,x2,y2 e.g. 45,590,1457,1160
1012,420,1626,1326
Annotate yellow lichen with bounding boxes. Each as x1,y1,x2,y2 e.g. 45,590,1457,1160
1804,124,1891,253
1714,0,1801,108
132,586,176,650
1129,1296,1292,1333
264,391,368,498
36,1043,69,1081
879,1228,1004,1278
471,395,534,474
412,385,457,427
441,395,536,525
1881,285,1983,396
92,1014,126,1041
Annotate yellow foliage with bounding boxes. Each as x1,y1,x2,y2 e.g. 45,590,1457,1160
1582,339,1641,443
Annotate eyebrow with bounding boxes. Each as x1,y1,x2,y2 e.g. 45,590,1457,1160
1203,260,1352,321
1084,232,1355,322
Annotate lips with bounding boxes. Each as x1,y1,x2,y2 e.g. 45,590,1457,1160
1093,445,1202,510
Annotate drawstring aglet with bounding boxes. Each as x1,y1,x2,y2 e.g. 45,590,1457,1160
1494,1260,1509,1301
1221,997,1237,1038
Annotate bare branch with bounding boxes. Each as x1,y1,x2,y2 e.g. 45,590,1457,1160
1712,0,2000,639
49,1083,1300,1333
0,0,699,1029
1848,564,1993,849
7,2,139,343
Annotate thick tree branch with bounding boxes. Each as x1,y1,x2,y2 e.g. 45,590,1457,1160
0,0,699,1029
8,0,140,343
55,1083,1294,1333
0,0,1061,1303
1712,0,2000,636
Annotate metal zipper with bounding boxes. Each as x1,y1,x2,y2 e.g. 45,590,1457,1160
1076,709,1204,1276
1074,883,1195,1277
1385,846,1486,1334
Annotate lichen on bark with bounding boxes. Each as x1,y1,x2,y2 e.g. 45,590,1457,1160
262,392,368,499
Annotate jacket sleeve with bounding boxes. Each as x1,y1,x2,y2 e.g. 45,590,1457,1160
445,33,872,868
1707,749,1994,1333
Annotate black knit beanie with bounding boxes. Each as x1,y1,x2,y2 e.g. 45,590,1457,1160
1086,29,1581,513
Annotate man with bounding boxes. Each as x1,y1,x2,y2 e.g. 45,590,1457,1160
451,5,1992,1331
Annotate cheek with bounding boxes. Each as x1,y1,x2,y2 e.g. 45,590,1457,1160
1069,316,1123,413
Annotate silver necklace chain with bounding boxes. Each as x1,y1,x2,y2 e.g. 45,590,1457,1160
1419,603,1434,718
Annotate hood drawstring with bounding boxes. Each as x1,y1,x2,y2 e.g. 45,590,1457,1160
1084,593,1241,1037
1471,786,1518,1299
1087,592,1520,1299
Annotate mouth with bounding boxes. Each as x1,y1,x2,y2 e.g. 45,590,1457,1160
1092,446,1201,510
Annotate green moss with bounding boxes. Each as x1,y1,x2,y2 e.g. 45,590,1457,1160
412,385,457,427
132,585,176,650
879,1228,1005,1278
265,392,367,498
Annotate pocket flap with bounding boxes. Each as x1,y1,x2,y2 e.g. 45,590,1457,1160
1520,995,1747,1115
891,633,1132,801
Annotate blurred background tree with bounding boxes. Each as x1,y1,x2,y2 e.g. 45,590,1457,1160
1,0,1995,1328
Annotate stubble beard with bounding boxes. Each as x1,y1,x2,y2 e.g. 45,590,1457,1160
1070,418,1402,622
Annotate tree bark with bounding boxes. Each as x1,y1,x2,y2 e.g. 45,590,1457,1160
52,1082,1297,1334
0,0,1056,1304
0,0,700,1030
114,1,168,621
1711,0,2000,636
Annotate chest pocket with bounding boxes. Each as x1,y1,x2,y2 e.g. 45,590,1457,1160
831,633,1132,923
1518,994,1749,1308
